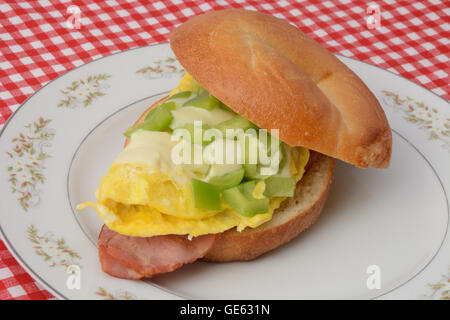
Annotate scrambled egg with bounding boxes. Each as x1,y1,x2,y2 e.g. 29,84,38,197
78,75,310,237
170,73,193,95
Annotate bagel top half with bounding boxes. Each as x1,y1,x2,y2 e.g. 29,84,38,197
170,9,392,168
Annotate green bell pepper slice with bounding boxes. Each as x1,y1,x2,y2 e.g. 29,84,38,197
124,102,175,137
208,167,245,190
215,115,257,136
168,91,192,100
223,180,269,217
263,176,296,197
190,78,205,94
191,179,222,211
183,91,219,111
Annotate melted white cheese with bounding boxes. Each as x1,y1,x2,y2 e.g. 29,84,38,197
114,131,180,175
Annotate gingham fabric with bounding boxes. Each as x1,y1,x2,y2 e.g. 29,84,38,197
0,0,448,300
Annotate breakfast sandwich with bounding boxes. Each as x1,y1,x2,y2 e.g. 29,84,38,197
77,9,392,279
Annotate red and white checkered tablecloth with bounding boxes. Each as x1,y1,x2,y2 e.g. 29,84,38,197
0,0,448,300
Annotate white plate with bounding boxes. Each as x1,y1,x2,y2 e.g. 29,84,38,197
0,43,448,300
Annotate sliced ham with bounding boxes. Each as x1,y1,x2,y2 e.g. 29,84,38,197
98,225,219,279
98,245,142,280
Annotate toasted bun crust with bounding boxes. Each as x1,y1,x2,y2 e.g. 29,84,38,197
204,152,334,262
170,9,391,168
126,100,334,262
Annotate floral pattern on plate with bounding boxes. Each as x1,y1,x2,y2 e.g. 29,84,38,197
421,266,450,300
381,90,450,151
27,224,81,268
57,74,111,108
136,56,184,79
6,117,54,211
94,287,136,300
